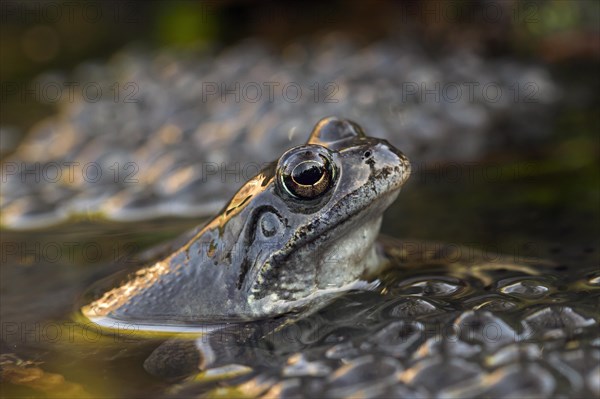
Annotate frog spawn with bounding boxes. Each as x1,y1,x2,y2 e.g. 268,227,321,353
1,35,559,230
161,259,599,399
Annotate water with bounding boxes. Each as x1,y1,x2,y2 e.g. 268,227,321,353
1,26,598,399
1,155,598,397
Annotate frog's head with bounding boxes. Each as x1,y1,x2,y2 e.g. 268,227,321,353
82,117,410,328
237,117,411,315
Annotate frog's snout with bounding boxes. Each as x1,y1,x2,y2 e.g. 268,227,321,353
371,140,411,189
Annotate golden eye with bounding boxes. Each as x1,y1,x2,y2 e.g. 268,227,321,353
277,145,336,199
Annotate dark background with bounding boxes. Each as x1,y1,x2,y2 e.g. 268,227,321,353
2,0,598,129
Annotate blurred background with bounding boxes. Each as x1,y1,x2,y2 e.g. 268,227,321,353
1,0,598,250
1,1,599,397
2,0,599,129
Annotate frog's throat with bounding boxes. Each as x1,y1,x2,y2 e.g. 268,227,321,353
313,215,384,287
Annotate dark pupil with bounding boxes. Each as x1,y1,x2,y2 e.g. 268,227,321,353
292,161,324,185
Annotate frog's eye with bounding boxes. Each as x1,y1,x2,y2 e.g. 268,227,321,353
308,117,366,144
277,145,336,200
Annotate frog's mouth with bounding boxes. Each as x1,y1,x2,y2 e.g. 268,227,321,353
247,161,408,308
287,159,408,258
247,191,399,316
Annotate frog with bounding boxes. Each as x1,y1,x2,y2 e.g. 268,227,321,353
4,116,595,396
81,117,411,332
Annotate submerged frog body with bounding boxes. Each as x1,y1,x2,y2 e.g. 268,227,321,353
82,117,410,329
